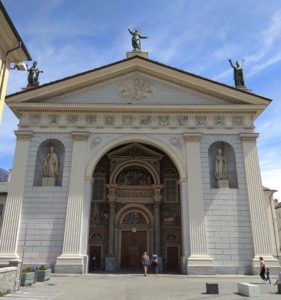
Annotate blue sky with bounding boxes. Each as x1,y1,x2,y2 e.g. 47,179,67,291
1,0,281,199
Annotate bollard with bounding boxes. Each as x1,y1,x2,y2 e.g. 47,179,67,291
206,283,219,294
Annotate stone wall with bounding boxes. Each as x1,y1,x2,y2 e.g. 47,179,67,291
201,134,254,274
0,267,17,294
17,133,72,269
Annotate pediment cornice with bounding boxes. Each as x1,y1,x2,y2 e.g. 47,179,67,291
6,57,270,107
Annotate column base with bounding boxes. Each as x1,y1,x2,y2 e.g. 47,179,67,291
186,255,215,275
0,253,20,267
55,254,86,274
105,256,115,271
251,255,280,275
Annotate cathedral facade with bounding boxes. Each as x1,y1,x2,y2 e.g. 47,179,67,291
0,52,279,274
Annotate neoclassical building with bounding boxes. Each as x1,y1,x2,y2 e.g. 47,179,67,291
0,51,279,274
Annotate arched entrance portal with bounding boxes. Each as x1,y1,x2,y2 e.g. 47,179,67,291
88,142,181,272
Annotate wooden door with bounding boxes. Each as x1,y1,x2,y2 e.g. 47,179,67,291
89,246,101,271
121,231,147,269
166,246,179,271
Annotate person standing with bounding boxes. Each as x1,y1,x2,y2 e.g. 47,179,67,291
265,268,271,284
259,257,266,282
141,251,150,276
151,251,158,274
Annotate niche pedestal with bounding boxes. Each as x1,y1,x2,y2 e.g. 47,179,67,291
217,179,229,189
42,177,56,186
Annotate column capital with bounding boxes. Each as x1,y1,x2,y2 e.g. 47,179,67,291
14,130,33,140
71,131,90,141
183,133,202,142
240,133,259,142
178,178,188,185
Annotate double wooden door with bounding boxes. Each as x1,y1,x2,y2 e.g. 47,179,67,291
121,231,147,269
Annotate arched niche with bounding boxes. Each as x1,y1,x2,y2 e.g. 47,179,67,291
33,139,65,186
208,141,238,189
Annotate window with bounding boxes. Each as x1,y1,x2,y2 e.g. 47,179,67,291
93,178,105,201
164,179,178,202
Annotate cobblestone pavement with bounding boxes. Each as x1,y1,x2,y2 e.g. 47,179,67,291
3,274,281,300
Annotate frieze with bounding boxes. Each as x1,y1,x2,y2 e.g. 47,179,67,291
232,116,244,126
158,116,170,126
214,116,225,127
176,115,188,126
23,112,252,129
195,116,207,126
86,115,97,125
48,114,59,125
122,116,133,126
104,115,115,126
140,115,151,126
30,114,41,124
67,114,79,124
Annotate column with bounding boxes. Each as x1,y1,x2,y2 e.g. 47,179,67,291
55,131,89,274
0,131,33,265
240,133,279,270
183,134,214,274
153,185,162,254
105,184,117,271
179,179,189,273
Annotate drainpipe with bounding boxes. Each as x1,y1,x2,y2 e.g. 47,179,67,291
0,41,22,121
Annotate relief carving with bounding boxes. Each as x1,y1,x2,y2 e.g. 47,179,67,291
176,115,188,126
195,116,207,126
67,114,78,124
119,78,153,100
158,116,169,126
214,116,225,126
232,116,244,126
140,115,151,126
122,116,133,126
86,115,97,125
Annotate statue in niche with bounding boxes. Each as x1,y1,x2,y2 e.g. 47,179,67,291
228,59,245,88
128,28,148,51
42,146,59,186
215,148,228,180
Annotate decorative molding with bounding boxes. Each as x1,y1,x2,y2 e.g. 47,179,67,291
19,111,254,130
14,130,33,140
240,133,259,142
183,133,202,142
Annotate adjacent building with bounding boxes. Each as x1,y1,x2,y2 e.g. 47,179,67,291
0,1,31,121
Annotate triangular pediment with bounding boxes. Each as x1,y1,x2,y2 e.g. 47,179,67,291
107,143,163,160
6,56,270,119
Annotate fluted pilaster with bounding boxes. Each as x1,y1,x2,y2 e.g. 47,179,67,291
0,131,33,263
183,134,213,274
240,133,278,265
55,132,89,273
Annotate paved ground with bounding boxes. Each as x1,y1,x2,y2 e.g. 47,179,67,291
3,274,281,300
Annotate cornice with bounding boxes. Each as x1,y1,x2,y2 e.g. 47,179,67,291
14,130,33,140
6,61,270,107
240,133,259,142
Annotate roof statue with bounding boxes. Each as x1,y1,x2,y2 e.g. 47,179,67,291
128,28,148,51
228,59,246,88
27,61,43,88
